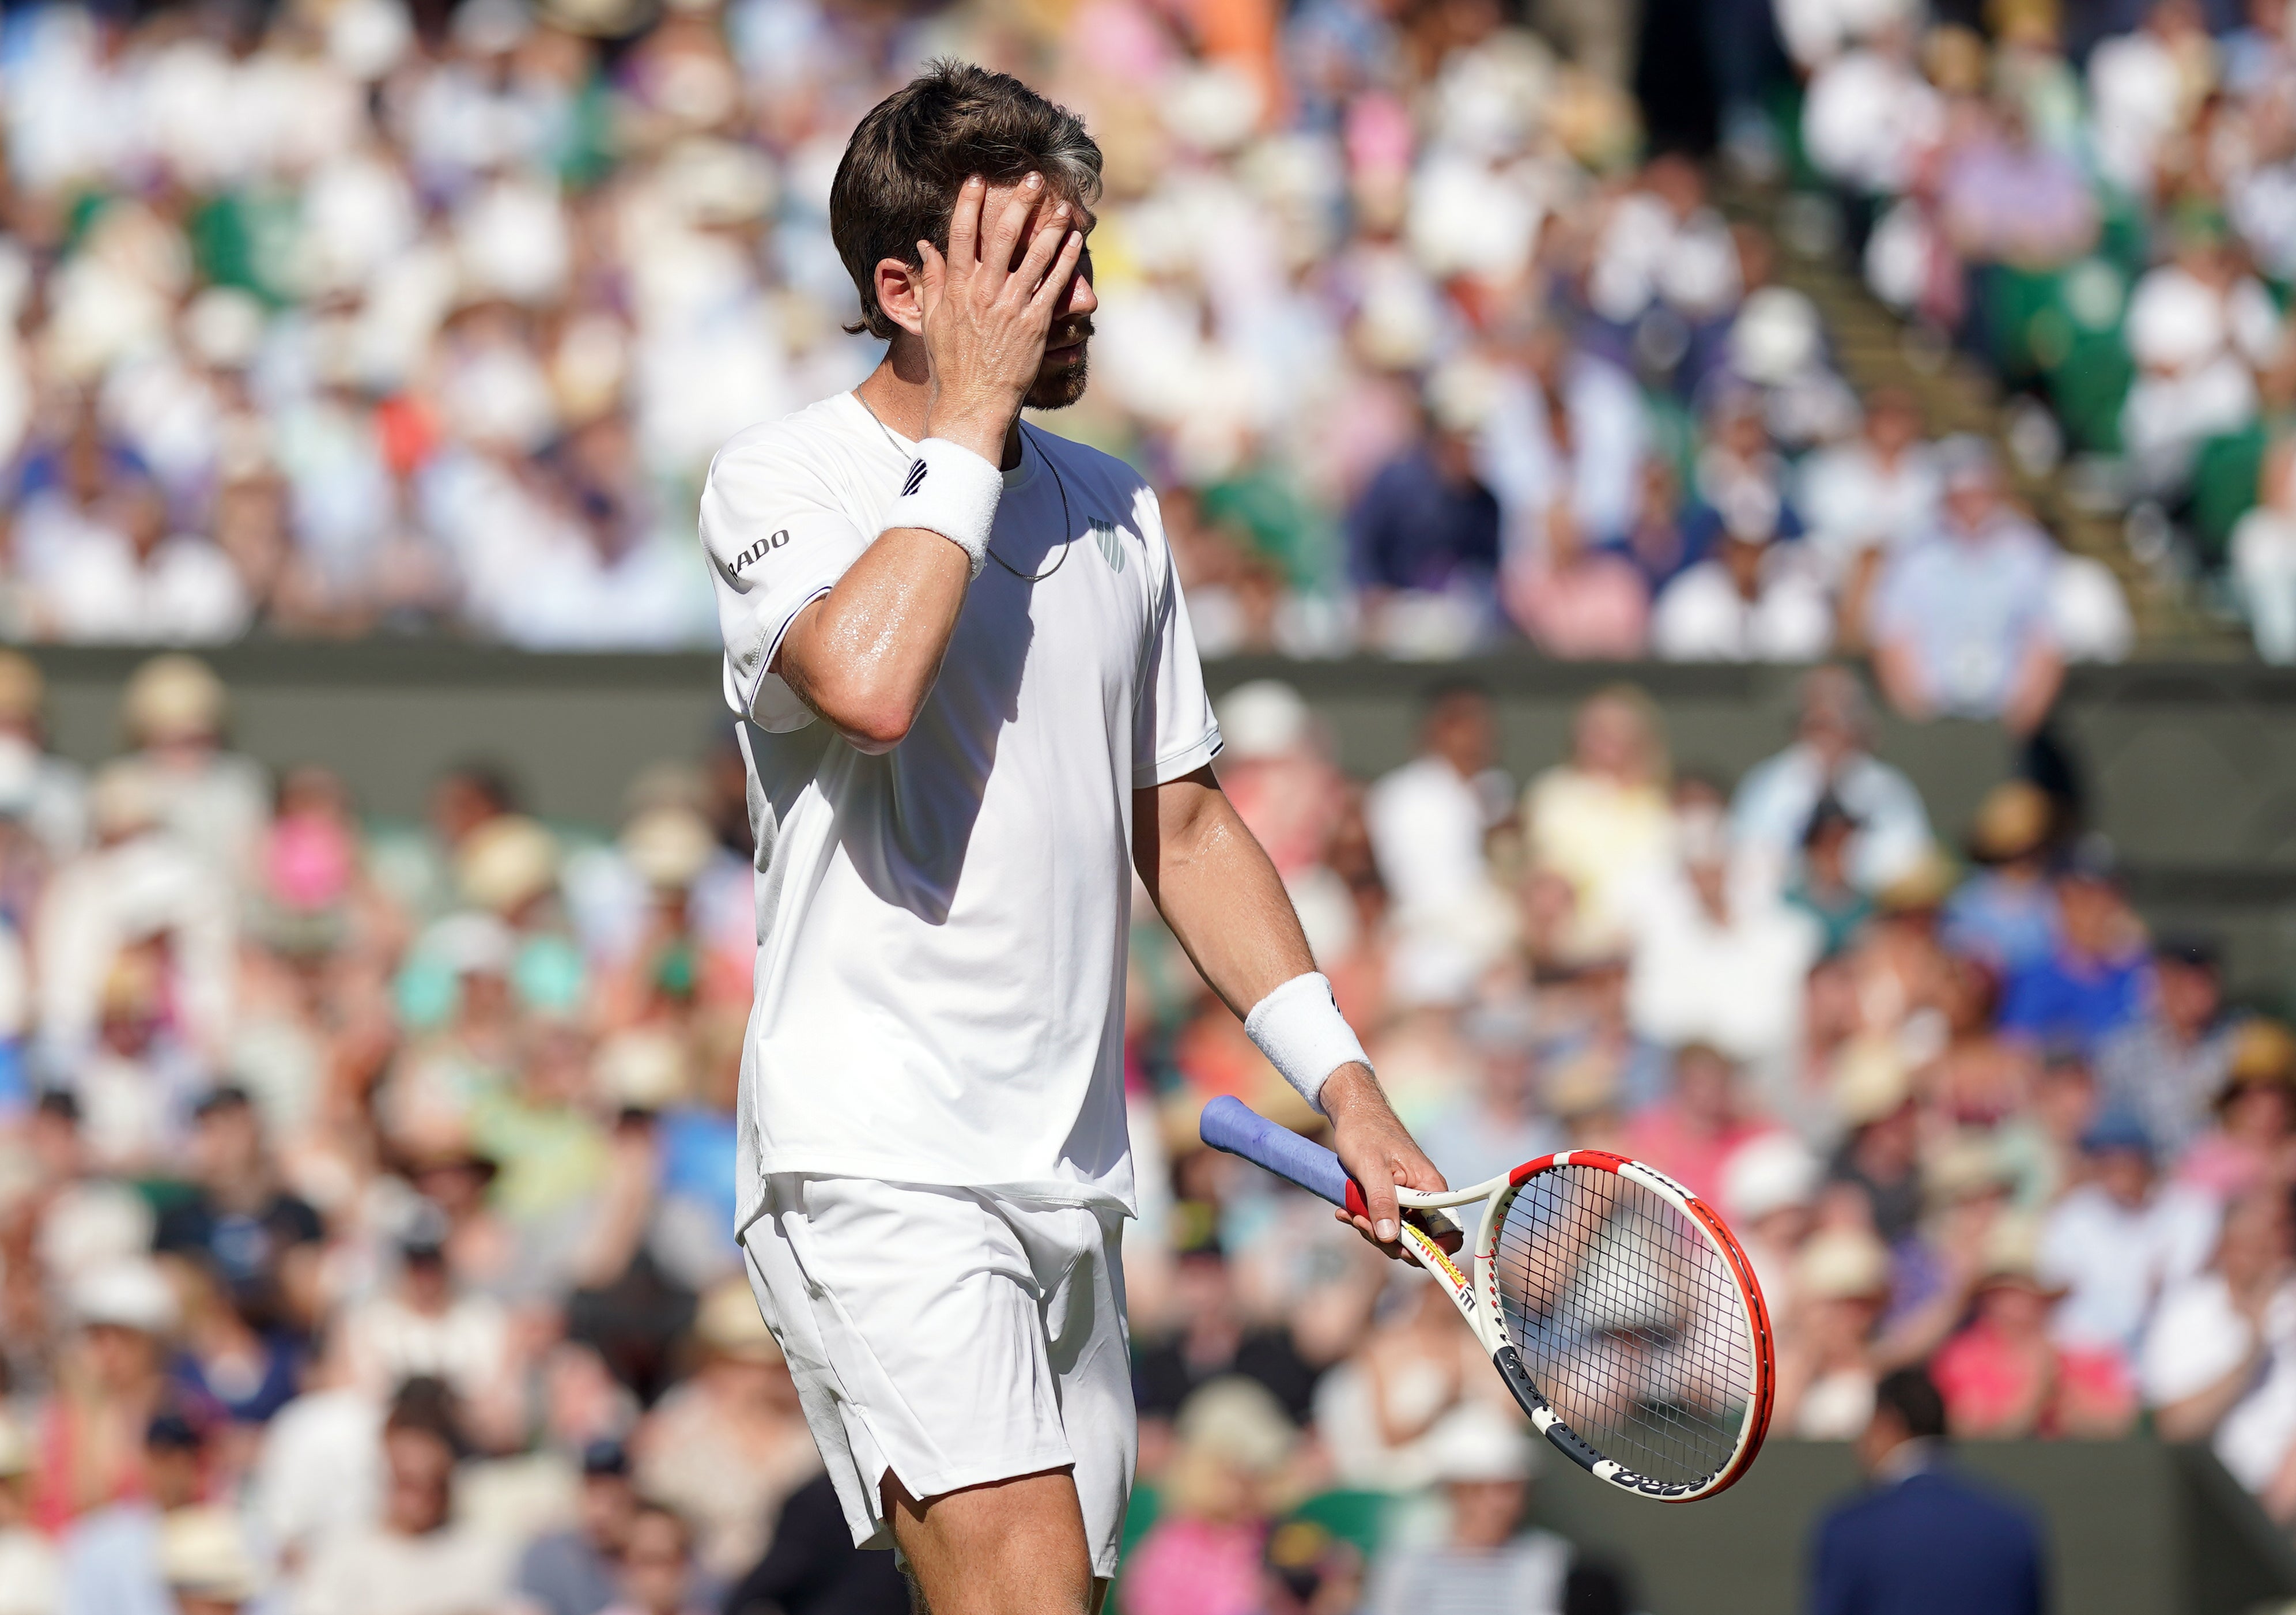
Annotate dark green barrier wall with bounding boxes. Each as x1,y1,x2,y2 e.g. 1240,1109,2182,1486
1531,1439,2296,1615
20,647,2296,1001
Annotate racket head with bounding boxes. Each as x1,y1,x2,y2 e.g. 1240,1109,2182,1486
1475,1150,1774,1503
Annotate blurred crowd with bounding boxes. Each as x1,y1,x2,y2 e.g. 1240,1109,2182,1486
0,643,1634,1615
0,641,2289,1615
1783,0,2296,662
1123,656,2296,1601
0,0,2148,693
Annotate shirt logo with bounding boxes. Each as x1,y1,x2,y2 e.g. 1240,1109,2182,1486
711,530,787,593
902,460,928,497
732,530,788,572
1090,519,1124,573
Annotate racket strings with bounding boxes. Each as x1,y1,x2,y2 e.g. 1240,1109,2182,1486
1493,1167,1753,1488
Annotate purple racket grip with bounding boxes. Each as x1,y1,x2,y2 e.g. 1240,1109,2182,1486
1199,1096,1355,1210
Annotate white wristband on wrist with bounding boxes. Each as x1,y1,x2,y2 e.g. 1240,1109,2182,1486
1245,971,1370,1116
880,437,1003,579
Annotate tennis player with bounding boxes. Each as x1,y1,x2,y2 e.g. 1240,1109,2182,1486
700,61,1445,1615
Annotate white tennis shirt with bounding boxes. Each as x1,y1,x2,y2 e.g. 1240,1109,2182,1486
701,392,1221,1230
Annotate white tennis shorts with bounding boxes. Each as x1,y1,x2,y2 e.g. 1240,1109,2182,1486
739,1175,1136,1576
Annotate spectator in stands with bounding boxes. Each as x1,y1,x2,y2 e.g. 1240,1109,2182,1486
2040,1111,2218,1356
41,1260,180,1534
1625,1043,1782,1203
170,1259,302,1429
511,1440,639,1615
721,1472,909,1615
2097,934,2238,1153
1998,841,2151,1056
0,650,88,869
2178,1022,2296,1201
157,1507,262,1615
37,759,236,1071
1523,687,1674,959
1362,1405,1585,1615
1880,1135,2019,1365
294,1380,512,1615
341,1212,518,1434
24,471,251,645
1930,1221,2136,1438
630,1280,818,1581
117,656,270,883
1502,501,1652,659
1827,1049,1924,1244
1943,781,2061,974
1256,1519,1365,1615
58,1409,205,1615
1774,1227,1893,1440
1732,666,1935,895
1686,390,1805,559
1204,683,1342,904
1798,414,1934,620
2143,1188,2296,1516
1418,1021,1563,1191
1625,802,1823,1077
1584,156,1744,397
2120,210,2278,500
2234,436,2296,663
1787,799,1878,958
1316,1279,1498,1492
1346,400,1504,655
1938,99,2098,278
1802,22,1943,202
1809,1367,2046,1615
1135,1228,1321,1431
1364,682,1505,933
2088,0,2216,199
1481,319,1648,553
1121,1379,1300,1615
1870,439,2063,733
0,1417,56,1615
1721,1133,1823,1312
1924,966,2033,1151
1649,517,1834,662
1615,459,1698,595
598,1503,708,1615
7,400,171,636
153,1086,323,1331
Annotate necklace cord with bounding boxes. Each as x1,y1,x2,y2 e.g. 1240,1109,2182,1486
859,397,1075,584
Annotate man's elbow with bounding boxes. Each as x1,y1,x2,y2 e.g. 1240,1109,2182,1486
841,704,913,753
813,681,917,753
779,631,923,753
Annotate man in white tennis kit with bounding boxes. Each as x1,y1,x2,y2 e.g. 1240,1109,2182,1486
701,63,1445,1615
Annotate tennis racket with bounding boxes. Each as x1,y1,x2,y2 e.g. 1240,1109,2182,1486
1200,1096,1774,1501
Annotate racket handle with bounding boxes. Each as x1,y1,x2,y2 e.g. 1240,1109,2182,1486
1199,1096,1366,1217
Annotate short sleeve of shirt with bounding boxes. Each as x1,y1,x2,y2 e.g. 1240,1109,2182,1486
1130,486,1222,787
700,436,871,733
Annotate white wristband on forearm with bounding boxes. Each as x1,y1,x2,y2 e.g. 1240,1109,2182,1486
880,437,1002,579
1245,972,1370,1115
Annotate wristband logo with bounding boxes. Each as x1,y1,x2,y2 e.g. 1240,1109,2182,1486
902,460,928,497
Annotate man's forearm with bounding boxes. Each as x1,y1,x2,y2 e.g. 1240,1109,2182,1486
1138,769,1445,1240
1135,771,1316,1017
774,529,972,752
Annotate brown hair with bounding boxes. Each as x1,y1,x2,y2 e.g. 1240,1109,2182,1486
829,59,1102,341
